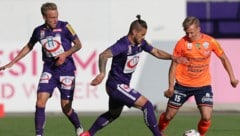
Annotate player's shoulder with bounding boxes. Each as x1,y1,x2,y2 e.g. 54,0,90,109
110,36,129,52
57,20,69,27
116,36,129,45
32,24,46,33
201,33,215,41
177,36,187,43
175,36,187,46
201,33,218,44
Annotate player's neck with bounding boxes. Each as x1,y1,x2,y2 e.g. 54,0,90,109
127,34,135,45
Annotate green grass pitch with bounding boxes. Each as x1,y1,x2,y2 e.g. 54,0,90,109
0,112,240,136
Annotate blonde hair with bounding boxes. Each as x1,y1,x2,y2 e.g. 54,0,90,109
182,16,200,31
41,2,57,16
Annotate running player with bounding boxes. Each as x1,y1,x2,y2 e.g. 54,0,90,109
0,2,83,136
79,15,182,136
158,16,239,136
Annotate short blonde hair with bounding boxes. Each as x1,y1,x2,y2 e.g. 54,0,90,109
182,16,200,31
41,2,57,16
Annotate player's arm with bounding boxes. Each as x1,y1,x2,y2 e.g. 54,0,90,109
219,53,239,88
150,47,188,64
65,23,82,56
65,38,82,57
55,37,82,66
150,47,173,60
0,43,33,71
55,23,82,66
91,48,113,86
164,60,177,98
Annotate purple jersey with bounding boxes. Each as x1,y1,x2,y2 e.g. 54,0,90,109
28,21,77,72
106,36,153,86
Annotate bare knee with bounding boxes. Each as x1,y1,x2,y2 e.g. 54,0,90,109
36,92,50,108
61,101,72,115
199,106,212,121
164,107,179,121
201,115,211,121
134,95,148,108
164,113,175,121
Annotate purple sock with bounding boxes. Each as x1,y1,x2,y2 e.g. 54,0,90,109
67,109,81,129
89,111,115,135
142,101,161,136
35,106,45,135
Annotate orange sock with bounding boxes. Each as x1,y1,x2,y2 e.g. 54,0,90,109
198,119,211,136
158,113,170,132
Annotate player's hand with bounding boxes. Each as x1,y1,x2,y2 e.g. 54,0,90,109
55,53,66,66
164,88,174,98
231,79,239,88
173,56,189,65
90,73,105,86
0,63,13,71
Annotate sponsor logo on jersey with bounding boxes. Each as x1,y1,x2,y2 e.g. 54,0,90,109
123,53,140,73
40,30,45,39
187,43,192,49
53,28,62,32
127,45,132,55
203,42,209,49
41,35,64,57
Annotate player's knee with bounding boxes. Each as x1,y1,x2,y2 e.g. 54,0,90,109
142,100,153,109
61,104,72,115
201,116,211,122
109,109,122,119
201,113,212,121
36,101,46,108
164,112,175,121
112,113,120,119
62,107,72,115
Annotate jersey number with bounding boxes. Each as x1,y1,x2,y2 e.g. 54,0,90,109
174,95,182,102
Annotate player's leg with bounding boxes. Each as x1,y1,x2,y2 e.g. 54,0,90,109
134,95,161,136
109,83,161,136
198,106,212,136
158,106,179,133
35,92,50,136
35,72,56,136
195,85,213,136
59,74,83,136
61,99,83,135
86,97,124,136
80,84,126,136
158,83,190,134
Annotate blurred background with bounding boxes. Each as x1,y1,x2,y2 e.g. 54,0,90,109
0,0,240,116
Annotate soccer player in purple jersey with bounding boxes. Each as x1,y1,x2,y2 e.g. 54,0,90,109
80,15,179,136
0,2,83,136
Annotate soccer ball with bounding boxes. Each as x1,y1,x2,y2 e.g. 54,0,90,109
183,129,200,136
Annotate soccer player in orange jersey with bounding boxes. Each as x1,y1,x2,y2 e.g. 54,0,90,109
158,16,239,136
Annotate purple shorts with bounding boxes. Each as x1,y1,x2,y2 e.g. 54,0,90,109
106,83,142,108
37,70,75,101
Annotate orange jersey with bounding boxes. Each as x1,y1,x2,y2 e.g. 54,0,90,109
174,34,224,87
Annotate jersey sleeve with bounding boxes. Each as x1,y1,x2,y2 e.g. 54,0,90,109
28,28,39,47
211,38,224,57
110,39,128,56
65,23,78,41
141,40,153,53
173,39,185,57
